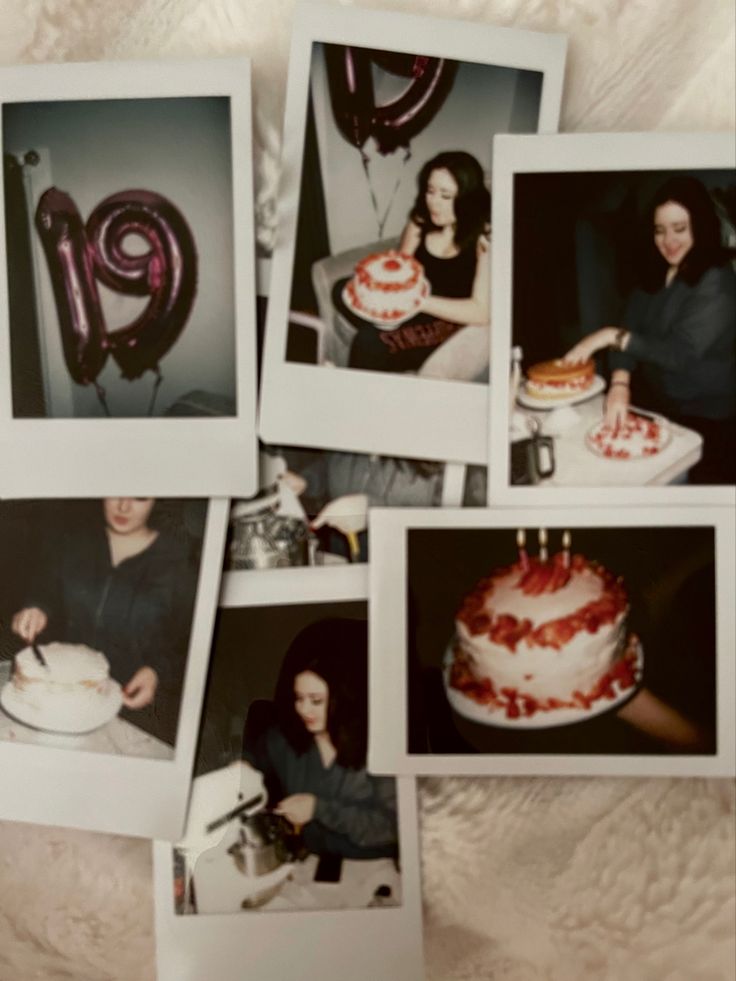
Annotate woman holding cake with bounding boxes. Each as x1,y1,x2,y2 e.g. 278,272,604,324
563,176,736,484
348,150,491,377
243,619,398,861
11,497,196,741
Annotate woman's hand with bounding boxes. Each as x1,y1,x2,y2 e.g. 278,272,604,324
605,382,630,430
11,607,48,643
122,666,159,709
274,793,317,828
563,327,618,365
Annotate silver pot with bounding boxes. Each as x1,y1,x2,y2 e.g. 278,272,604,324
228,497,314,570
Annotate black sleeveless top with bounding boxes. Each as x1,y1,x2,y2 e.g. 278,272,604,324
415,231,477,299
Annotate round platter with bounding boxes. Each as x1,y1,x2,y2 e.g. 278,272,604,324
516,373,606,410
585,410,671,461
0,679,123,735
340,279,429,331
442,638,643,730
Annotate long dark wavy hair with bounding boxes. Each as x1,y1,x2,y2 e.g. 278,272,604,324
639,176,732,291
274,618,368,770
409,150,491,254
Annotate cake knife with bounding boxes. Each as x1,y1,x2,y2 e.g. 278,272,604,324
31,642,49,669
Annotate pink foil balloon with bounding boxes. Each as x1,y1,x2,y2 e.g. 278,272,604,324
34,188,108,386
86,189,198,380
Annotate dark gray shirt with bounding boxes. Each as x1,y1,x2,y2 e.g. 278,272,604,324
247,726,398,859
610,264,736,419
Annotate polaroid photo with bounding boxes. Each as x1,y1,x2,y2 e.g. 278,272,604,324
489,131,736,506
0,57,258,497
153,566,423,981
0,497,229,840
259,2,566,464
369,505,735,778
227,257,466,573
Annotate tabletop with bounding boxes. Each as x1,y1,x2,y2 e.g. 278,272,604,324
514,393,703,487
0,661,174,760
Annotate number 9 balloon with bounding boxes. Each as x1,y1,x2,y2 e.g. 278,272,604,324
35,187,198,388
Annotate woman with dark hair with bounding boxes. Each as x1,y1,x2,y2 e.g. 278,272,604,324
11,498,197,742
348,150,491,375
564,175,736,484
244,618,398,860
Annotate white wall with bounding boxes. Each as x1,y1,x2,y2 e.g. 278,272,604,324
4,96,236,418
311,44,542,255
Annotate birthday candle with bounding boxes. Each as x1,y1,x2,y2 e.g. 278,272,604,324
562,529,571,568
538,527,548,562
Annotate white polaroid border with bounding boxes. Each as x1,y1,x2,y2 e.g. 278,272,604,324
0,498,229,839
0,58,258,498
368,504,735,778
489,131,736,507
155,564,424,981
259,1,567,465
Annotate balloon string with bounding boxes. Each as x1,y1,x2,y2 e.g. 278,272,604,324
361,148,411,239
94,383,112,417
147,367,163,417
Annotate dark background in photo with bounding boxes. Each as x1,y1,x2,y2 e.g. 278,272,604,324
511,168,736,368
193,601,367,776
406,525,717,756
3,96,236,418
0,498,207,744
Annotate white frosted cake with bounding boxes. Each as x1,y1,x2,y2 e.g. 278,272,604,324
344,249,428,322
586,412,669,460
2,643,121,733
449,550,638,719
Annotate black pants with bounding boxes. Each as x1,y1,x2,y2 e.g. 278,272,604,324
348,318,461,374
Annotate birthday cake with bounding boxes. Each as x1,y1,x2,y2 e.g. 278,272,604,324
344,249,428,323
1,643,122,732
586,411,669,460
448,537,639,720
526,358,595,400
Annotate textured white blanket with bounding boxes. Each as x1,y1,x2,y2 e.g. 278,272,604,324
0,1,734,979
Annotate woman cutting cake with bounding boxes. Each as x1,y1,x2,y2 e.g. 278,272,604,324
564,176,736,484
10,498,196,742
243,619,398,861
347,150,491,377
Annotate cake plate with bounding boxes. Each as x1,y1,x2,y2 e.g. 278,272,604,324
340,279,429,331
0,679,123,735
442,638,643,730
516,373,606,410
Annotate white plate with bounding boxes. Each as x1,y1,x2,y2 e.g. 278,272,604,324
516,373,606,410
340,279,429,331
442,638,643,730
0,678,123,735
585,410,672,461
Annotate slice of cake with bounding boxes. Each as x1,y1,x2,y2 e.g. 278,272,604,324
344,249,428,323
449,546,639,720
3,642,120,731
526,358,595,400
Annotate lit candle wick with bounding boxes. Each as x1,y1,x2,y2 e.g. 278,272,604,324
562,530,571,568
538,528,548,562
516,529,529,569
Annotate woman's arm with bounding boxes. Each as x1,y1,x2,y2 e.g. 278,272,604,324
399,219,421,256
422,236,491,326
617,687,708,750
604,369,631,428
309,775,398,850
565,268,736,372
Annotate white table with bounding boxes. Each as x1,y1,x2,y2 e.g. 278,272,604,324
0,661,174,760
515,393,703,487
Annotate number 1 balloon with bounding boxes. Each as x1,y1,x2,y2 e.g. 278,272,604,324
34,187,198,399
